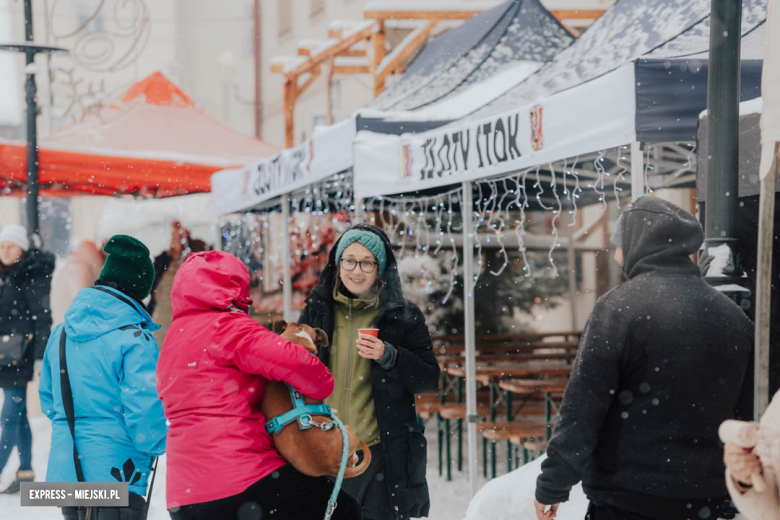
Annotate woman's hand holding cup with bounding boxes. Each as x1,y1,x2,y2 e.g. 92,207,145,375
357,329,384,360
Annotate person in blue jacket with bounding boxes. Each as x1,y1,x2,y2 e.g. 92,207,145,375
39,235,167,520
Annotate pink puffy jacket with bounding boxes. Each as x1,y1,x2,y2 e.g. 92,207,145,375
157,251,334,509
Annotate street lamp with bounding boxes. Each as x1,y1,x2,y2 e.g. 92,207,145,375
0,0,66,247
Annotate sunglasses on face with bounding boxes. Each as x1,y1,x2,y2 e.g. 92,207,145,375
339,258,378,273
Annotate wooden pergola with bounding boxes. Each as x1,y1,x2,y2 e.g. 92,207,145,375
270,5,606,147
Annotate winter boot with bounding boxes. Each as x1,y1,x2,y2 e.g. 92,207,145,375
1,470,35,494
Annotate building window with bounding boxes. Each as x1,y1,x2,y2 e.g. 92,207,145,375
311,0,325,18
278,0,292,39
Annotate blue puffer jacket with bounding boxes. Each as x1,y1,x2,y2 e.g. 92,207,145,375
39,286,167,496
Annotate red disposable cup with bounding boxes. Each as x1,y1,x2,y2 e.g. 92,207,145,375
358,328,379,338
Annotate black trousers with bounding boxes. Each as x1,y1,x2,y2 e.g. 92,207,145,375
168,464,361,520
338,444,393,520
585,502,659,520
61,493,147,520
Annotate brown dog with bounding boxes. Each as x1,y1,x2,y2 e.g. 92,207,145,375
260,320,372,478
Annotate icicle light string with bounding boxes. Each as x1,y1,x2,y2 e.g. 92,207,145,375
567,156,582,227
547,163,562,277
593,149,608,212
644,144,654,195
613,147,627,208
472,183,485,287
533,165,553,210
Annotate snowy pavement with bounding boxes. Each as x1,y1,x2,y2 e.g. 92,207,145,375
1,405,476,519
0,403,747,520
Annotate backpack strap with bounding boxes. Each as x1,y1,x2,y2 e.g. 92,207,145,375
59,329,85,482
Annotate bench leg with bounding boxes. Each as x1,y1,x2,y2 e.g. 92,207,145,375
490,440,497,479
445,418,452,482
482,437,487,478
507,440,512,473
437,414,443,477
457,418,463,472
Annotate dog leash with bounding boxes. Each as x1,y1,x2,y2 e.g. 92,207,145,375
325,414,350,520
266,383,351,520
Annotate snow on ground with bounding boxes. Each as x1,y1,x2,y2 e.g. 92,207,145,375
0,393,748,520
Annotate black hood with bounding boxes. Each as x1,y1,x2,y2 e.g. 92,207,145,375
310,224,404,308
621,196,703,279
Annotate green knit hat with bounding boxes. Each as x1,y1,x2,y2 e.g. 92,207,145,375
98,235,155,301
335,228,387,274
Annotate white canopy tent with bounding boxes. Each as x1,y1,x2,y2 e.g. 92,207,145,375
352,0,768,497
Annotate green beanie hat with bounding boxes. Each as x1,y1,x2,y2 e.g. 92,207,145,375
98,235,155,301
335,228,387,275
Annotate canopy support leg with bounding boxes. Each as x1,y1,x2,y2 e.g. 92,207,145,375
462,181,479,497
282,193,293,322
630,142,644,201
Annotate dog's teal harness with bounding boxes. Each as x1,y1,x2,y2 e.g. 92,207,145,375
266,385,335,434
266,383,350,520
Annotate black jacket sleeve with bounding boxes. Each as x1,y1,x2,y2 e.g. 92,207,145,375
384,304,439,394
149,251,172,316
24,269,53,360
535,299,627,505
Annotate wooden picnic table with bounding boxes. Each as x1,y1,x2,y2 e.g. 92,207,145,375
445,363,572,478
431,330,582,344
433,340,580,356
445,364,573,385
437,352,577,369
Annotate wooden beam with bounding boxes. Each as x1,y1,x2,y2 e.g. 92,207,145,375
549,9,606,20
283,78,297,148
333,64,371,74
285,23,375,79
297,48,311,56
270,63,284,73
365,10,481,21
371,21,387,96
297,67,322,97
337,49,367,58
376,20,437,82
329,28,342,39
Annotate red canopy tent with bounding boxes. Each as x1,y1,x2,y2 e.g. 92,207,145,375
0,71,278,197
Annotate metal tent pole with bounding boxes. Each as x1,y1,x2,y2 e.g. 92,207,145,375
282,193,293,322
755,146,778,418
630,142,644,201
461,181,479,497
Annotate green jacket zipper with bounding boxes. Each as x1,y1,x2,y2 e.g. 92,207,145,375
342,298,355,423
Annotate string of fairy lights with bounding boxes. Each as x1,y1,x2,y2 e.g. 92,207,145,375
222,143,696,305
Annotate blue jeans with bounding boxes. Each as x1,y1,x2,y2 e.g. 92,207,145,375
0,387,33,472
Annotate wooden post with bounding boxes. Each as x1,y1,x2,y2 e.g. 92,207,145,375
283,78,297,148
372,21,387,97
755,143,778,419
326,57,335,125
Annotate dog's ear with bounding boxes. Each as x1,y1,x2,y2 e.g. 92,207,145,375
272,320,288,335
314,328,329,347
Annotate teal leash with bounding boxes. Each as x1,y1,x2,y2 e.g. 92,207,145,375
325,414,350,520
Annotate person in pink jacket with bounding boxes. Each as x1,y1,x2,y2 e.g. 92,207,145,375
157,250,360,520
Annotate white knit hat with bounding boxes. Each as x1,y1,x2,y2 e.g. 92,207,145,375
0,224,30,251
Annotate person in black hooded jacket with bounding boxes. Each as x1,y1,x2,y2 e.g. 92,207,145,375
299,224,440,520
534,197,753,520
0,225,54,494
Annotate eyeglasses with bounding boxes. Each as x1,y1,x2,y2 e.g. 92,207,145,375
340,258,378,273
